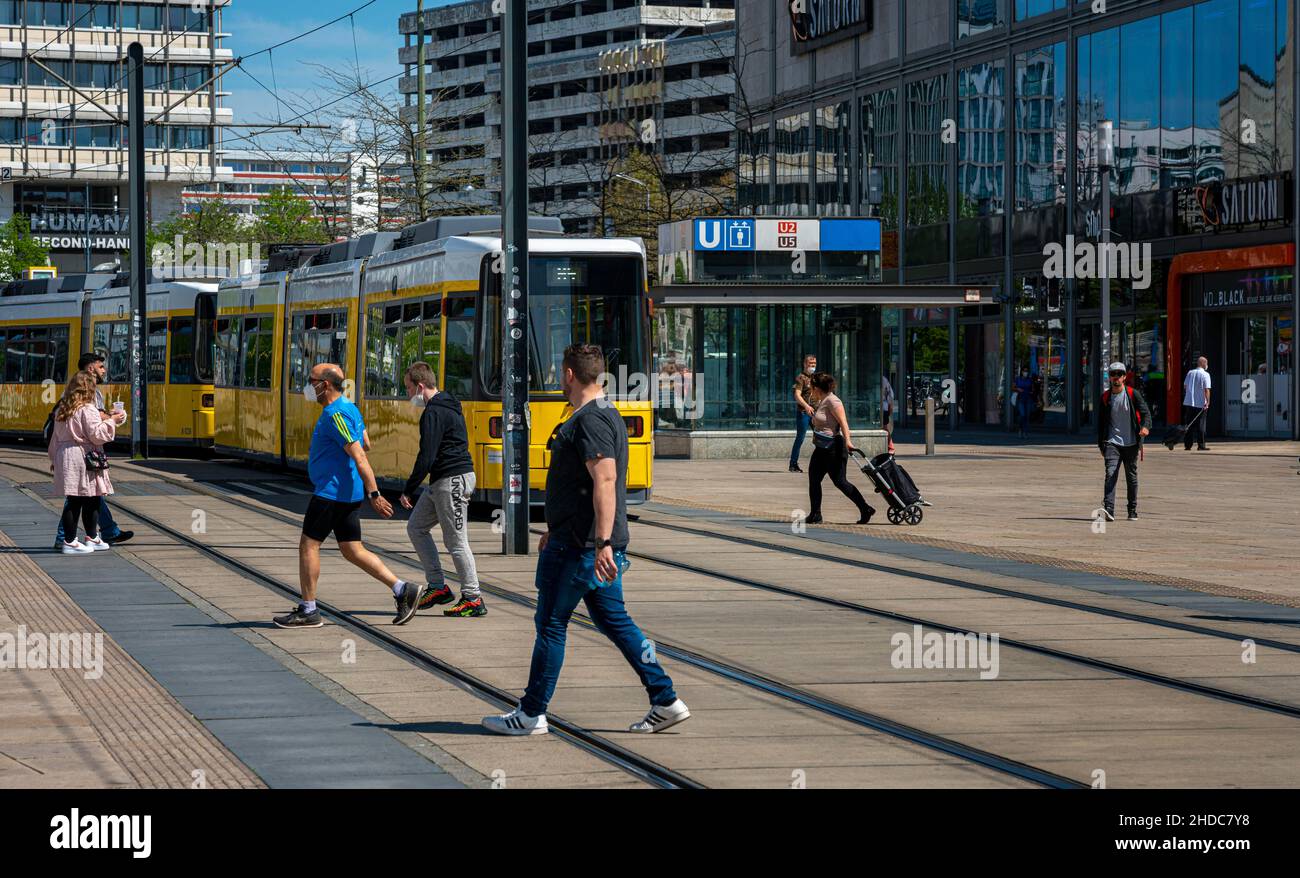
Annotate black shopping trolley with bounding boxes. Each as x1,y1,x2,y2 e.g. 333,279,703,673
849,449,925,526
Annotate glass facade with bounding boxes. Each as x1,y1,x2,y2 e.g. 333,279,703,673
731,0,1297,438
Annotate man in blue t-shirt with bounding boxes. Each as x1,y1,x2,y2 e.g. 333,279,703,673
273,363,422,629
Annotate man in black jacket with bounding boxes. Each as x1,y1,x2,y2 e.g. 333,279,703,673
1096,361,1151,522
399,362,484,617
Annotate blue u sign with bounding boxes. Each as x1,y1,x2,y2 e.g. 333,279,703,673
695,218,754,251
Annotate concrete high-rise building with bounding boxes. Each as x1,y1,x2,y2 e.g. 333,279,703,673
0,0,234,273
397,0,736,232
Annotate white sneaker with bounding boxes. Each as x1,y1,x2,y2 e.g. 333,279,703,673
60,541,94,555
85,536,112,551
629,699,691,733
482,708,548,736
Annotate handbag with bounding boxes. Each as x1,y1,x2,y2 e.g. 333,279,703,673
84,449,109,472
812,431,837,450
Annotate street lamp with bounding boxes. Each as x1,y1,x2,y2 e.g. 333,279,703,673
612,172,651,213
1096,119,1114,384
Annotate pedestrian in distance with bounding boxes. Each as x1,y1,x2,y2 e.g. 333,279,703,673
398,361,485,617
48,371,125,554
1182,356,1211,451
1097,361,1151,522
483,343,689,736
1014,366,1034,439
789,354,817,473
882,374,896,454
48,352,132,550
805,371,875,526
273,363,419,629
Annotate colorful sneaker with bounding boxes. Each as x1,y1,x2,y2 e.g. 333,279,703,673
273,603,323,629
60,540,94,555
84,535,112,551
419,583,454,610
444,595,487,617
629,699,691,733
482,707,548,736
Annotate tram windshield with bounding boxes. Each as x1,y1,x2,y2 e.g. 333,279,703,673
482,255,645,395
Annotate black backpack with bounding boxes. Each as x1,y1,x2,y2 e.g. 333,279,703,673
42,405,58,446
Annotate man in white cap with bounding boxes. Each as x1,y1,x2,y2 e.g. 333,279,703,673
1096,361,1151,521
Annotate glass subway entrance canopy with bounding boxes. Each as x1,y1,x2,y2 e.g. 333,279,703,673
657,217,883,284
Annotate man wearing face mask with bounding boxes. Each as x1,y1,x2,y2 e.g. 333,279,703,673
273,363,417,629
398,362,483,617
1096,361,1151,522
789,354,817,473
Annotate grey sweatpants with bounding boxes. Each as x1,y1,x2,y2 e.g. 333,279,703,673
407,472,479,596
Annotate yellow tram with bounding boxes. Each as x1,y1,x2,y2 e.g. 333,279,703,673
0,275,103,437
214,216,654,503
87,275,219,447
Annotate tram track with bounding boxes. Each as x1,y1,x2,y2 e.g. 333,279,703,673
0,452,1088,789
0,458,700,790
9,449,1299,784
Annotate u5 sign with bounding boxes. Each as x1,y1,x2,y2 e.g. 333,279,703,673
693,217,879,252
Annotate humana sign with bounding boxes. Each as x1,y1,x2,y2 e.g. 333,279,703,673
29,210,129,234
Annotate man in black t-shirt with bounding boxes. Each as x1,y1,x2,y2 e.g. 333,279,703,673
483,344,690,737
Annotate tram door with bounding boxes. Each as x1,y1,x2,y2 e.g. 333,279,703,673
1224,313,1291,437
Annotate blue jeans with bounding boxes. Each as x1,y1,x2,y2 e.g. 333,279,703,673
790,410,811,466
56,497,119,543
519,540,677,718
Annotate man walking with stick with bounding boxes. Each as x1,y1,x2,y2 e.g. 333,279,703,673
1181,356,1211,451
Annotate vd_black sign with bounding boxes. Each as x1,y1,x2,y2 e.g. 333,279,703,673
790,0,873,53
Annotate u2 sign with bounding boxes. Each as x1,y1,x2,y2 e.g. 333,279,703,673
789,0,873,54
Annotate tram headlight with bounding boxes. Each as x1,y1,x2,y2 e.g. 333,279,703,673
201,393,214,408
488,417,502,438
623,416,643,438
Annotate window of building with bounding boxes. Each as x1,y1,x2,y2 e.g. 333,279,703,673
122,3,165,31
956,59,1006,260
26,118,70,147
814,101,852,217
28,2,69,27
774,110,810,215
73,2,116,28
860,86,899,231
905,72,950,266
169,5,208,33
1014,41,1065,210
1014,0,1065,20
0,59,22,85
959,0,1005,39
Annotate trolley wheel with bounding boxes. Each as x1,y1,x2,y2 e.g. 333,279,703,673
887,507,902,525
905,506,924,526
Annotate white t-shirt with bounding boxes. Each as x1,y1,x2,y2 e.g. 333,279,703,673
882,377,895,413
1183,367,1211,408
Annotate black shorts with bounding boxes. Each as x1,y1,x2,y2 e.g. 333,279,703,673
302,496,363,543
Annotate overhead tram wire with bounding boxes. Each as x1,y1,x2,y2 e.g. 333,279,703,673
55,8,554,182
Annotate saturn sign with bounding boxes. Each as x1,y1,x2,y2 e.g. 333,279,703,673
790,0,873,52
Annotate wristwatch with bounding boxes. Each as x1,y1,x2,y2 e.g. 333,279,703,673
595,538,613,550
368,490,381,500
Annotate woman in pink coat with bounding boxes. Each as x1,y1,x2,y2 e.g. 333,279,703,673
49,371,125,554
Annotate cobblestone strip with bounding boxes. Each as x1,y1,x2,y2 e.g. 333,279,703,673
0,529,265,789
649,495,1300,609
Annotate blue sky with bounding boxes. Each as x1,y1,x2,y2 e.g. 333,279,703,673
223,0,455,144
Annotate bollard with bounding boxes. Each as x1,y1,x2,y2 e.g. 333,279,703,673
925,397,935,456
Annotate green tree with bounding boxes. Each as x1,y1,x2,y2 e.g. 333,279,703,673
248,186,328,246
137,199,248,269
0,215,52,282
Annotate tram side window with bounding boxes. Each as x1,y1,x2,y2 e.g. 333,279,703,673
444,297,474,399
364,299,440,399
0,325,69,384
147,319,167,384
214,317,241,387
239,316,274,390
170,317,194,384
107,322,130,382
289,311,347,391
